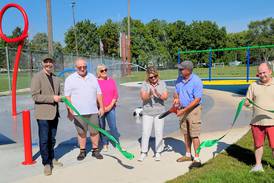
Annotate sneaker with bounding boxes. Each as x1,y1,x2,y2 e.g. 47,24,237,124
250,164,264,173
77,150,86,161
189,160,202,169
44,164,52,176
138,153,147,162
92,149,103,159
176,156,192,162
52,159,63,167
155,153,161,161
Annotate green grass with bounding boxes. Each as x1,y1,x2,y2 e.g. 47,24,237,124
0,72,31,92
167,131,274,183
0,65,266,92
120,66,259,83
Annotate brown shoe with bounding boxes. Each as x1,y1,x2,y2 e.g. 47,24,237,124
189,160,202,169
52,159,63,167
92,149,103,159
44,164,52,176
176,156,192,162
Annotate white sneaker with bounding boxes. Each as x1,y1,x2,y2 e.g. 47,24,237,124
155,153,161,161
249,164,264,173
138,153,146,162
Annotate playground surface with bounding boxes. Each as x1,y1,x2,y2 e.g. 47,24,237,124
0,83,252,183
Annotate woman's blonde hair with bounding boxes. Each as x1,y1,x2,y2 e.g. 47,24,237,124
96,64,107,77
145,66,159,82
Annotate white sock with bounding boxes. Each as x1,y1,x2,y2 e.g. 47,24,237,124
185,152,191,157
194,157,200,162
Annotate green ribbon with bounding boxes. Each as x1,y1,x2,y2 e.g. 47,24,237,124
62,97,135,160
196,98,274,154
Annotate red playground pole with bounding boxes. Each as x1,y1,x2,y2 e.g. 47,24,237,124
0,3,29,117
22,110,36,165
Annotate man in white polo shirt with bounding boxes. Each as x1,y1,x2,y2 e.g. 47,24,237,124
64,58,105,160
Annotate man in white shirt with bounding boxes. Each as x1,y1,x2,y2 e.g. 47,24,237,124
64,58,105,160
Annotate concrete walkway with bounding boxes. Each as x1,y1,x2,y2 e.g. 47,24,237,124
13,127,250,183
0,87,252,183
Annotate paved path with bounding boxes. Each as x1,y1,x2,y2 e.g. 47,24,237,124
0,85,252,183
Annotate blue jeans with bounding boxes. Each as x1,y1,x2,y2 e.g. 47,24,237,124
99,108,120,146
37,116,58,165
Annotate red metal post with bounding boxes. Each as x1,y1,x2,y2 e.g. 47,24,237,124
22,110,36,165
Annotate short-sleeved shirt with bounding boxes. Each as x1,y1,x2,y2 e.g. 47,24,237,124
64,72,102,115
246,78,274,126
175,74,203,108
141,80,167,116
97,77,119,107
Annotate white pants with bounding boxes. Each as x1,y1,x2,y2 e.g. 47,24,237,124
141,115,164,153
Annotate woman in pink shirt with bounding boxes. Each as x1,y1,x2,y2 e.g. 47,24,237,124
97,64,120,151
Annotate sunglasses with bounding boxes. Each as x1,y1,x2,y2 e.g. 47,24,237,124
149,75,158,79
77,66,87,70
100,68,108,73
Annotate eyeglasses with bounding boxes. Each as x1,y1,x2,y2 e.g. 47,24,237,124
149,75,158,80
77,66,87,70
100,69,108,73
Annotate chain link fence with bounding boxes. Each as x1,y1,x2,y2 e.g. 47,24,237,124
0,47,274,93
0,47,148,93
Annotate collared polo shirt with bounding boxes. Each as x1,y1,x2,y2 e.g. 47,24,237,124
246,78,274,126
64,72,102,115
175,74,203,108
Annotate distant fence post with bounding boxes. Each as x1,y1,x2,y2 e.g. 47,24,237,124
208,48,212,81
5,46,11,93
177,49,180,76
246,47,250,82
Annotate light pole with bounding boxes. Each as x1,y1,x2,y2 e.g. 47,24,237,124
46,0,54,56
71,0,79,56
127,0,131,74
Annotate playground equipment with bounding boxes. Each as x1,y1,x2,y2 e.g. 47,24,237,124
0,3,35,165
0,3,29,117
178,44,274,82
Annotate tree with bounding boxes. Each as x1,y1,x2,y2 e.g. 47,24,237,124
187,21,227,64
97,19,119,57
166,20,190,63
247,17,274,61
30,33,49,51
120,17,156,66
146,19,171,68
64,20,99,55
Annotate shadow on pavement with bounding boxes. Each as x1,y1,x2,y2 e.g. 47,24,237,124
33,137,94,161
163,137,186,156
0,133,16,145
103,154,134,169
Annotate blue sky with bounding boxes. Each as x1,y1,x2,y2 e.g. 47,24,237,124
0,0,273,45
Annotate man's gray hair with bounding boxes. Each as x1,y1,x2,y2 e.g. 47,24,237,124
75,57,87,66
178,60,194,71
259,62,272,71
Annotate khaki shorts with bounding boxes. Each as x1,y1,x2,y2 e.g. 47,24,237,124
179,105,202,138
74,114,99,135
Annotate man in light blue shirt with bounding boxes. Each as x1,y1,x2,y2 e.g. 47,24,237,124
173,61,203,169
64,58,105,161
